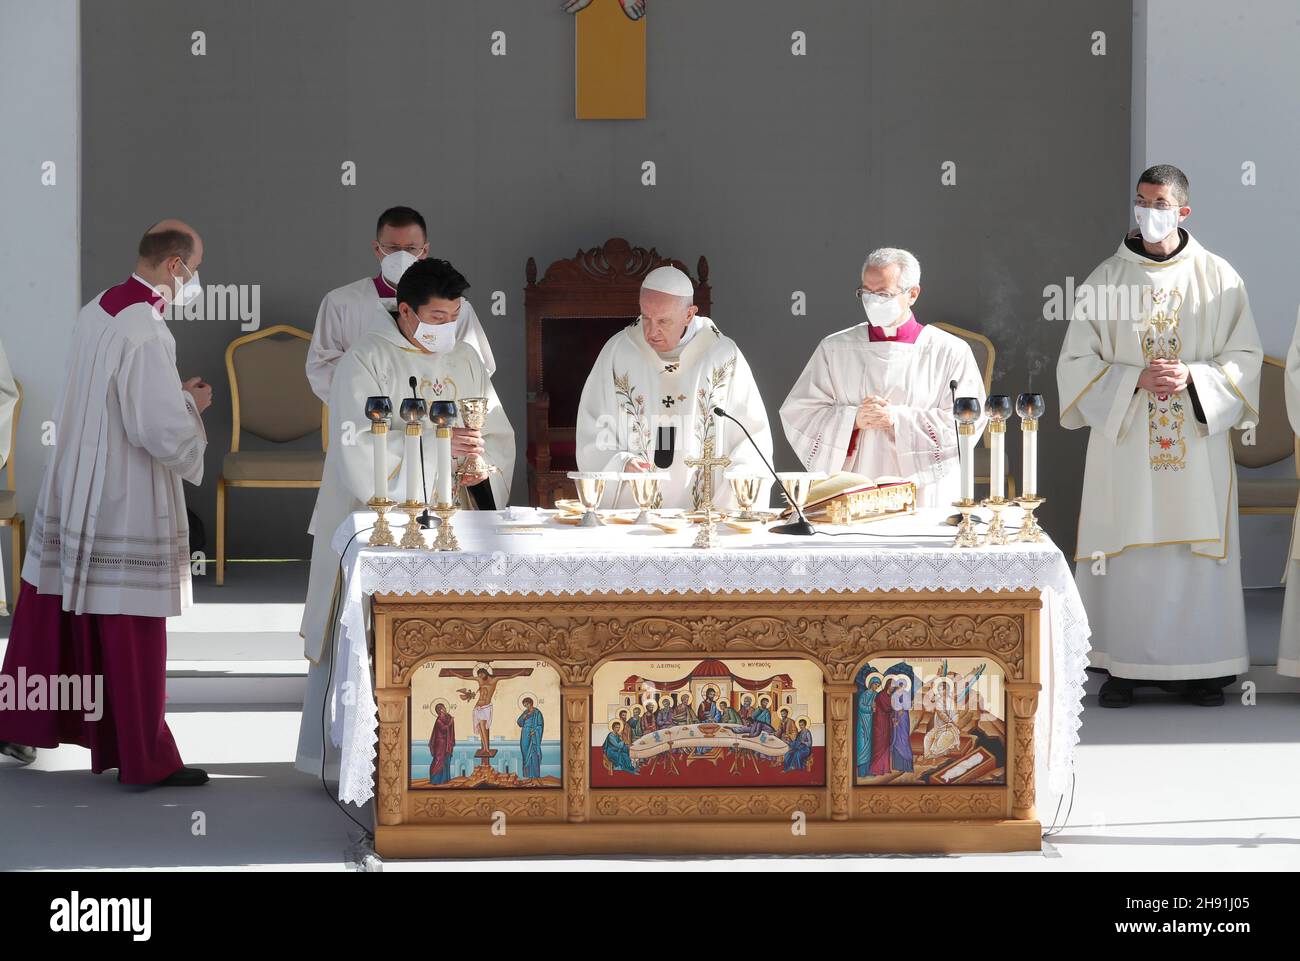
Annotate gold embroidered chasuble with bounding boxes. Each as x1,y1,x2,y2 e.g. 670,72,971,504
1058,233,1262,561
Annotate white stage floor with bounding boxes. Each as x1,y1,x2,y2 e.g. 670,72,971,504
1,561,1298,871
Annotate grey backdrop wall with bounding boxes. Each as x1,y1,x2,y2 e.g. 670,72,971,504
78,0,1133,561
1,0,79,581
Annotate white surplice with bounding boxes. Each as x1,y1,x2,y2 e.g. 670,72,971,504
296,320,514,776
1058,232,1262,680
0,338,20,616
779,320,986,508
574,318,773,511
305,275,495,403
23,277,206,617
1276,306,1300,677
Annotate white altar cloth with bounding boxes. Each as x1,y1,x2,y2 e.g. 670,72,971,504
323,508,1091,807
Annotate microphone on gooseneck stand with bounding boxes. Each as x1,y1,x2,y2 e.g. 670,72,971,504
712,405,814,536
409,376,433,529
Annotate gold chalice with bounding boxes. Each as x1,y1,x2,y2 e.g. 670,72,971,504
567,471,614,527
724,468,764,521
454,396,498,484
618,470,670,524
775,471,826,516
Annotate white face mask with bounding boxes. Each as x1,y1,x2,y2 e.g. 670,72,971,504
1134,205,1180,244
412,320,456,353
862,293,908,331
172,262,201,308
380,250,418,289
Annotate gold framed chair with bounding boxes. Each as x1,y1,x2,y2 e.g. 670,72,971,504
0,381,24,604
1233,355,1297,516
933,322,1016,498
217,326,326,585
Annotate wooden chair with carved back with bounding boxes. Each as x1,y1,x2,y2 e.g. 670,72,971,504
525,237,711,506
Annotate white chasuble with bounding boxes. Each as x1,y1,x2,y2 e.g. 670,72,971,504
1058,233,1262,680
574,318,773,511
305,275,495,403
296,324,514,776
1276,306,1300,677
779,322,986,508
23,278,206,617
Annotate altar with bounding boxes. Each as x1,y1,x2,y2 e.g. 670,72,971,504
325,507,1090,858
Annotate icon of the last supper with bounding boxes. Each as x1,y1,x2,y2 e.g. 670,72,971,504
855,656,1007,786
590,658,825,788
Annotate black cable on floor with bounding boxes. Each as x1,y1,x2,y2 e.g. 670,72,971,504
1042,772,1078,838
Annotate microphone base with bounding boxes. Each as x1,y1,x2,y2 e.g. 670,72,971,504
770,518,816,536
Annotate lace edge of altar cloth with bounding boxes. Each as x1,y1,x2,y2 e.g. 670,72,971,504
330,529,1092,808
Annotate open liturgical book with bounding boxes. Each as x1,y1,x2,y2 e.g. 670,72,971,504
782,472,917,525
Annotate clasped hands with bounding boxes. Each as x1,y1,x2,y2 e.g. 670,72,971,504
855,395,893,432
1137,359,1190,396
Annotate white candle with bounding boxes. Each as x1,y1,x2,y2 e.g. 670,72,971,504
989,423,1005,500
372,423,388,502
436,427,453,505
1023,421,1038,497
958,424,975,503
404,424,421,504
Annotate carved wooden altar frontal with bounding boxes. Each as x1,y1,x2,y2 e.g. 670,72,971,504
371,589,1043,858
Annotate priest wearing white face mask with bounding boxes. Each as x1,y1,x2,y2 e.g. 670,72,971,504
1058,164,1262,708
304,205,495,404
575,265,773,511
0,220,213,784
296,257,514,778
780,248,985,508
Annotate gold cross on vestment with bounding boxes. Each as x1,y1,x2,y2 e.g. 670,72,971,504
685,438,731,514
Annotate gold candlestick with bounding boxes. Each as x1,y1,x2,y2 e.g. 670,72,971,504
982,497,1010,546
399,502,428,549
951,499,980,548
431,502,460,552
1015,495,1046,543
367,497,398,547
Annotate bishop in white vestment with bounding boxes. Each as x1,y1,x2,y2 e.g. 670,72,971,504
781,248,986,507
575,266,773,511
1275,305,1300,677
305,205,494,403
1058,166,1262,705
296,258,514,776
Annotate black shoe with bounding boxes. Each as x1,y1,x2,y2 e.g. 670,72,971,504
1182,683,1225,707
1098,677,1134,708
0,741,37,764
120,766,209,787
156,766,209,786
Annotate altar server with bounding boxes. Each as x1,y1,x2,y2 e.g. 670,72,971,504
305,205,495,403
575,265,773,510
780,247,986,507
1058,165,1261,707
0,221,213,783
0,337,18,619
296,258,514,776
1276,306,1300,678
